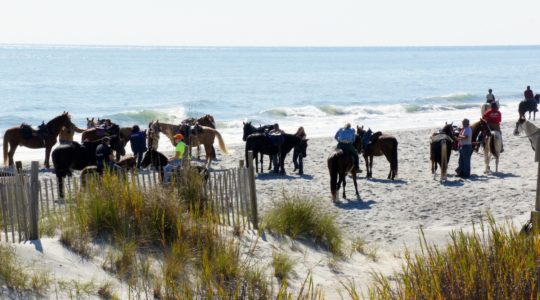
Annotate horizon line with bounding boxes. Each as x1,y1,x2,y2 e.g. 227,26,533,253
1,42,540,49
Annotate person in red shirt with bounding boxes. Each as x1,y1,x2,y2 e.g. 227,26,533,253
481,101,503,152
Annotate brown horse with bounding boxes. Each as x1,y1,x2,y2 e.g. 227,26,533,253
148,120,228,167
81,124,131,161
3,112,72,168
327,142,360,203
355,126,398,180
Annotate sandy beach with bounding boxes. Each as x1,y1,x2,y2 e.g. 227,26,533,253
3,119,537,298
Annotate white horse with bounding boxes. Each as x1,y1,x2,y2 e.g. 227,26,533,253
514,117,540,151
483,130,502,173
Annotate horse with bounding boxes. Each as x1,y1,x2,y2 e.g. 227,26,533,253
3,112,72,168
355,126,398,180
514,116,540,151
242,121,276,171
429,123,455,181
140,149,168,181
518,95,539,120
140,149,209,183
327,136,360,202
148,120,228,167
245,131,308,175
52,136,125,198
472,119,502,173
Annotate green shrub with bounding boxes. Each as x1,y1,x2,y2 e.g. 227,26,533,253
263,194,343,255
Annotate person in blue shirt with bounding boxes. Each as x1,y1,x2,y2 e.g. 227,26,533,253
129,125,147,169
334,123,359,171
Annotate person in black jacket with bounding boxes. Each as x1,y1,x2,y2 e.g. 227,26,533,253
129,125,147,169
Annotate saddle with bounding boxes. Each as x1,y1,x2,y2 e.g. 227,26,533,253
431,133,452,143
362,129,382,152
20,122,48,142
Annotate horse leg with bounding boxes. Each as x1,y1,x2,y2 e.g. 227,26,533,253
45,146,53,169
279,152,286,175
267,155,272,171
8,142,18,167
368,156,373,178
340,173,347,199
57,175,65,199
336,172,344,201
363,154,369,178
352,171,360,199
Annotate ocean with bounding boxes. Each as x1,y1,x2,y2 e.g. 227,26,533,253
1,45,539,161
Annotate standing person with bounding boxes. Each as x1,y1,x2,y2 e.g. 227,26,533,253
292,126,306,175
59,122,85,145
482,101,503,152
129,125,147,169
525,86,534,100
334,123,359,171
267,123,285,173
456,119,473,179
163,133,188,183
96,137,118,174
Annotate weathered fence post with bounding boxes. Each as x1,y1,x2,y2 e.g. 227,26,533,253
29,161,39,240
532,139,540,230
15,161,23,173
247,151,258,229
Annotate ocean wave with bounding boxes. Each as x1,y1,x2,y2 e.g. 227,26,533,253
420,93,478,103
106,109,181,125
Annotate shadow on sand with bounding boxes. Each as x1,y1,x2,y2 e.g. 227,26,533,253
256,172,297,181
365,177,407,184
335,199,376,210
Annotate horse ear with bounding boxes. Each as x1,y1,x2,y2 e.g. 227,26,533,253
243,121,245,125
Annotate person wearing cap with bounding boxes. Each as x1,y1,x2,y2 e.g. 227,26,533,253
163,133,188,183
482,101,504,152
334,123,359,171
456,118,473,178
96,136,118,174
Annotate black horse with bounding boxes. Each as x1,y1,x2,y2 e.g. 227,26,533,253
518,94,540,120
52,136,125,198
430,123,455,181
140,149,169,180
140,149,209,183
242,122,276,171
245,132,308,175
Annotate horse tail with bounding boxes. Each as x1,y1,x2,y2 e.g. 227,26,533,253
440,140,448,175
213,129,229,155
327,154,338,200
3,131,9,166
391,138,398,176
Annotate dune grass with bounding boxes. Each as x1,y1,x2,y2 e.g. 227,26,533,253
272,251,296,281
368,215,539,299
262,194,344,255
50,170,322,298
0,243,51,295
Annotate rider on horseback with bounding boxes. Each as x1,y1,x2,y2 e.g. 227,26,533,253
481,101,504,153
334,123,359,171
163,133,189,183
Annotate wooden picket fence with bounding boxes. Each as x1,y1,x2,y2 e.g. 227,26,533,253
0,153,259,243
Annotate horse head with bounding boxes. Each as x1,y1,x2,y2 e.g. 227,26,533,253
48,112,72,132
296,138,308,158
242,121,256,141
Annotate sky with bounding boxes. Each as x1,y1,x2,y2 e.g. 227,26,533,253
1,0,539,47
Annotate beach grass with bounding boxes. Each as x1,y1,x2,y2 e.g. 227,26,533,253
368,215,538,299
43,170,322,298
262,194,344,255
0,243,51,295
272,251,296,281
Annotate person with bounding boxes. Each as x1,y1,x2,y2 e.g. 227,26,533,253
95,137,118,174
292,127,306,175
482,101,504,152
525,86,534,101
267,123,285,173
456,119,473,178
486,89,495,102
163,133,188,184
129,125,147,169
334,123,359,171
59,122,84,145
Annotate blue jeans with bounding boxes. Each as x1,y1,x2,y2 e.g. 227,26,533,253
458,145,472,178
163,159,182,183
